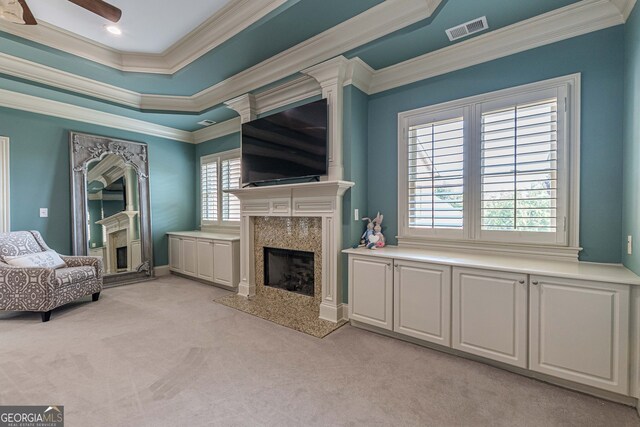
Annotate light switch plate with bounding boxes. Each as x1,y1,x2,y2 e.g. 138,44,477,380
39,208,48,218
354,208,359,221
628,235,632,255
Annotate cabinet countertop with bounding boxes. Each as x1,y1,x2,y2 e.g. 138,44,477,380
342,246,640,286
167,231,240,241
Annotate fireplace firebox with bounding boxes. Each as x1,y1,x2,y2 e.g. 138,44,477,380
116,246,128,270
264,247,314,297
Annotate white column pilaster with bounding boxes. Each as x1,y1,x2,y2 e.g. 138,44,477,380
302,56,349,181
224,93,257,124
224,93,257,296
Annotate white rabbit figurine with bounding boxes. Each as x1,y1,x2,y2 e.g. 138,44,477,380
367,212,386,249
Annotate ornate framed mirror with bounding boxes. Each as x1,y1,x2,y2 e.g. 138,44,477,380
69,132,153,286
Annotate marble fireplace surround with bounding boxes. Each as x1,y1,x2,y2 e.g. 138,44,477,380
228,180,354,323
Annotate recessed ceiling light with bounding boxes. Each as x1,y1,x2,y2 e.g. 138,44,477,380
105,25,122,36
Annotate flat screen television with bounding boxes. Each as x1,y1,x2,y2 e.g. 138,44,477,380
241,98,328,185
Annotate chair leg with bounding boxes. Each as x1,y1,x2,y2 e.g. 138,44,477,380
92,292,101,302
41,310,52,322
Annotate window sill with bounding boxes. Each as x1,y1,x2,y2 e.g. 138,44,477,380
396,235,582,262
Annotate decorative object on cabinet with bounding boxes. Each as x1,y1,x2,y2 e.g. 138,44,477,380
69,132,153,287
0,230,103,322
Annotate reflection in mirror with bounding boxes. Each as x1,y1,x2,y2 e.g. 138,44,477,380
70,132,152,286
86,154,142,274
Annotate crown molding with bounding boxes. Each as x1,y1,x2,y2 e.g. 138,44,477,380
344,57,375,94
254,76,321,115
611,0,637,19
193,75,321,143
0,52,142,108
192,117,241,144
0,87,193,143
140,0,442,111
119,0,294,74
369,0,628,94
0,0,292,74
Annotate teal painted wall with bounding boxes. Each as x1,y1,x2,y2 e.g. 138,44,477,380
0,106,196,266
342,85,369,303
622,6,640,273
367,27,626,263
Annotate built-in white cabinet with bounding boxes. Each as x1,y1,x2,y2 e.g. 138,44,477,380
197,240,214,281
213,241,239,287
168,232,239,289
529,275,630,394
182,238,197,277
349,256,393,330
344,247,639,401
169,235,182,272
452,268,528,368
394,260,451,346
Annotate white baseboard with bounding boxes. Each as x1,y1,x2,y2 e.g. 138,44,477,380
154,265,171,277
341,304,349,321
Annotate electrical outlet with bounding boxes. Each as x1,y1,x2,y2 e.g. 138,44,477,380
628,235,633,255
39,208,48,218
354,208,359,221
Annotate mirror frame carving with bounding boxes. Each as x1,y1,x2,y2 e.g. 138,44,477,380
69,132,153,286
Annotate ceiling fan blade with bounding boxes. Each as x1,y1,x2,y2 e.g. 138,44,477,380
67,0,122,23
17,0,37,25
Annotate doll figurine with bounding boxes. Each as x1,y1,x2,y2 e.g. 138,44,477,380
360,217,374,247
367,212,386,249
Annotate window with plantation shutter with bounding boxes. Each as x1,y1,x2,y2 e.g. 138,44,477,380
480,96,559,238
222,158,241,221
201,160,218,222
407,112,465,235
398,76,578,254
200,149,240,226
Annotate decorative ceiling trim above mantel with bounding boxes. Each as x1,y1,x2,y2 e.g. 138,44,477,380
0,0,442,75
0,0,292,74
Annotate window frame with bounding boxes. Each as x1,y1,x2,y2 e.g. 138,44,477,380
200,148,241,229
397,75,581,258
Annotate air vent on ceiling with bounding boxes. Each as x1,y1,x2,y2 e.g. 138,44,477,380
446,16,488,41
197,119,217,127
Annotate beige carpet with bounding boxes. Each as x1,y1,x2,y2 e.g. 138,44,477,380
0,275,638,426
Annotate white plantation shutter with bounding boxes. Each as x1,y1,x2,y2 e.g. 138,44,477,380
399,78,574,250
478,87,566,244
407,114,465,233
201,161,218,222
222,157,241,221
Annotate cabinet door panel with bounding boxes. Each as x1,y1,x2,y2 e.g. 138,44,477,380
349,256,393,330
197,240,214,281
530,276,629,394
452,268,528,368
182,238,197,277
394,261,451,346
169,236,182,272
213,241,233,286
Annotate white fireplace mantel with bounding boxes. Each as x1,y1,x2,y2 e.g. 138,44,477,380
227,180,354,323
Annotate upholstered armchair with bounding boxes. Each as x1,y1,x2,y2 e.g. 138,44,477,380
0,231,103,322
